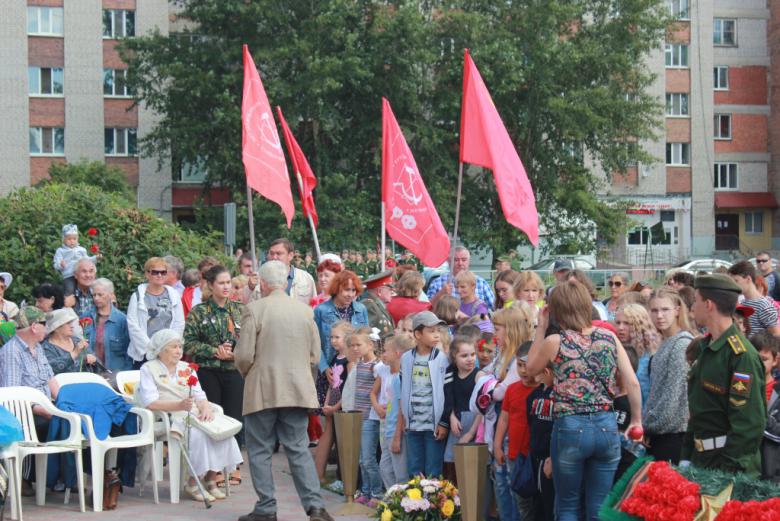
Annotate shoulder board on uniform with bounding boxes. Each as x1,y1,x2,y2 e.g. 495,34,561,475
727,335,747,355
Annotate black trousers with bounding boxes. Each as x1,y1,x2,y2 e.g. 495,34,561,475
197,367,245,446
648,432,685,464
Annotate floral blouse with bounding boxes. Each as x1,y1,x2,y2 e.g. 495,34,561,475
552,328,618,417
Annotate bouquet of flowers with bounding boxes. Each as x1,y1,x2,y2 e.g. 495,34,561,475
375,476,460,521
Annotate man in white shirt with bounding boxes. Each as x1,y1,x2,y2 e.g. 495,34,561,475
265,239,316,305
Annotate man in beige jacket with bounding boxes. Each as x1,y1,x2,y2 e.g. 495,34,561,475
234,260,333,521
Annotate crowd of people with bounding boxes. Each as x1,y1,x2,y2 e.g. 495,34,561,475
0,224,778,521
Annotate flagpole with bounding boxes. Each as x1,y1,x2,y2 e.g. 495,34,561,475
380,201,386,269
296,171,322,262
246,182,258,271
449,161,464,270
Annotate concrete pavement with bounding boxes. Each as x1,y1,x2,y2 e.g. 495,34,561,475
14,450,372,521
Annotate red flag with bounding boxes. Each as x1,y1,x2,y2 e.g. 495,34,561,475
382,98,450,267
241,45,294,228
460,49,539,245
276,106,319,227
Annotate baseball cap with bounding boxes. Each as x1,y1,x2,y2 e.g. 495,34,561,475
553,259,573,273
412,311,446,331
16,306,46,329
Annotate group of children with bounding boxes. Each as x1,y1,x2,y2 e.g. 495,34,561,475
312,308,557,520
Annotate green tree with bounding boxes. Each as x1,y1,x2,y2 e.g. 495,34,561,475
41,159,135,200
121,0,668,258
0,183,224,305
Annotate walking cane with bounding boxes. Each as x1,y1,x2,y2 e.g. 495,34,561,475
179,444,212,509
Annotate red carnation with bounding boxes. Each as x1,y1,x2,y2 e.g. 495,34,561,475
188,362,200,372
79,317,93,329
90,244,99,254
186,375,198,387
87,228,98,236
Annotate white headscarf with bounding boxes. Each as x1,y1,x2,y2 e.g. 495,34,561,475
147,329,183,360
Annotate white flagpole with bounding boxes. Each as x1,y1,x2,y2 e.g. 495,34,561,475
296,171,322,262
246,182,258,271
449,161,464,270
380,201,387,269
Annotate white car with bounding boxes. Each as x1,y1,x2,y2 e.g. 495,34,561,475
666,258,733,276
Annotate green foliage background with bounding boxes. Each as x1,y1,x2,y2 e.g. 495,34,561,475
0,183,223,305
121,0,670,257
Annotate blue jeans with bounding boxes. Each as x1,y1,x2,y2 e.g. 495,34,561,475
493,458,519,521
405,430,445,477
552,412,621,521
360,419,383,497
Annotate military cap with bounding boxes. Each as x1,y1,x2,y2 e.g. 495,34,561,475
16,306,45,329
694,273,741,293
364,269,394,289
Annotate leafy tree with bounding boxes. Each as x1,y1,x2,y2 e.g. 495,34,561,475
40,159,135,200
0,183,224,305
121,0,668,258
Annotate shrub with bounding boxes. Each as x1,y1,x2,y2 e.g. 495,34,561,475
0,183,225,306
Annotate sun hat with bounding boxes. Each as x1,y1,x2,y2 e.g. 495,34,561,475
45,307,79,335
0,272,12,288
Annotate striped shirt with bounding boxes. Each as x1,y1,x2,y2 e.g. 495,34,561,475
742,297,778,334
426,273,496,310
354,359,379,420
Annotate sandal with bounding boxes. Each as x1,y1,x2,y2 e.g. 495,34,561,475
184,484,215,502
228,470,242,486
206,481,226,500
214,472,225,488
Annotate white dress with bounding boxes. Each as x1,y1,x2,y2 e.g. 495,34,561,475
138,360,243,477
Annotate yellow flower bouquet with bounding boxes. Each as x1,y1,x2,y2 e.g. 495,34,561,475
373,476,461,520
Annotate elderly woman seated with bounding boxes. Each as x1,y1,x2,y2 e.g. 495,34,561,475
42,307,96,374
137,329,242,502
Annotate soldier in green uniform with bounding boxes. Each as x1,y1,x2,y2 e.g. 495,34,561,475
359,269,395,343
683,274,767,476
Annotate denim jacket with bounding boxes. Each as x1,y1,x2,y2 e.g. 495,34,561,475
313,299,369,372
84,306,133,371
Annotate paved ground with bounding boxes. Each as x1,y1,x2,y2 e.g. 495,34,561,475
13,450,373,521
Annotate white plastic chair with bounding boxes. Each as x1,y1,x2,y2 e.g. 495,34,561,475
0,445,20,520
0,387,86,520
115,370,141,400
54,372,160,512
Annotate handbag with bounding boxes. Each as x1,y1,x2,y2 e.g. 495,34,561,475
510,452,536,497
189,413,242,441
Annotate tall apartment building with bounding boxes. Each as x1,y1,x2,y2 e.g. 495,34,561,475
604,0,776,264
0,0,221,221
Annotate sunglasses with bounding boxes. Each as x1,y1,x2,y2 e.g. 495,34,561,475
148,269,168,276
757,259,770,264
608,281,623,287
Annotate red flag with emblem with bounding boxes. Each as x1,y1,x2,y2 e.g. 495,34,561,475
460,49,539,245
382,98,450,267
241,44,294,228
276,106,319,227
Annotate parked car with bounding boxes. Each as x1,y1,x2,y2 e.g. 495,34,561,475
665,258,733,277
526,257,596,272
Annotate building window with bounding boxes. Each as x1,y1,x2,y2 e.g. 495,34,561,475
714,66,729,90
714,114,731,140
660,210,675,222
29,127,65,156
28,67,64,96
665,44,688,68
103,69,131,97
27,6,63,36
627,227,650,246
665,142,690,166
665,93,689,116
713,163,738,190
668,0,689,20
105,128,137,156
745,211,764,234
713,19,736,46
102,10,135,39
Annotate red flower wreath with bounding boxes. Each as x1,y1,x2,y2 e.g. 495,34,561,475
620,462,700,521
